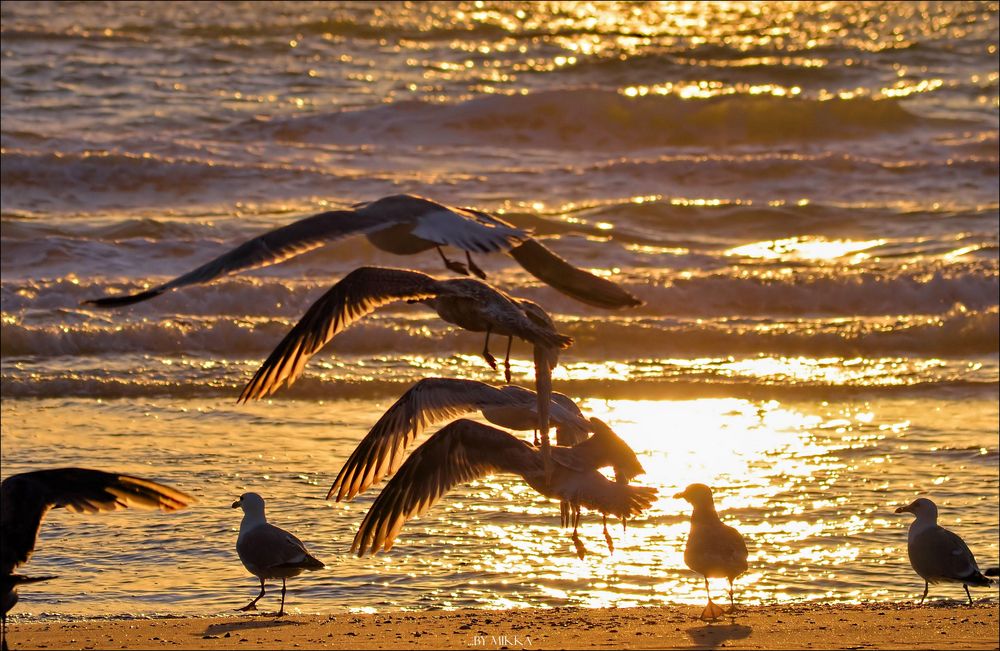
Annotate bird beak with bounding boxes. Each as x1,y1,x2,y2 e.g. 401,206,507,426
673,491,686,500
231,500,241,509
894,505,910,514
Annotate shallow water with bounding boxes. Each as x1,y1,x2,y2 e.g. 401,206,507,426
1,1,998,617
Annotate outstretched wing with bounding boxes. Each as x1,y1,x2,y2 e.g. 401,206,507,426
328,378,526,502
508,239,643,309
239,267,441,402
1,468,195,575
350,420,538,556
84,210,383,308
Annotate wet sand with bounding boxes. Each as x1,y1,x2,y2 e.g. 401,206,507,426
14,602,999,650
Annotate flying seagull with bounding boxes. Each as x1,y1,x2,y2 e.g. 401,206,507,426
326,377,595,503
324,377,640,539
82,193,642,310
1,468,194,650
350,419,655,559
895,497,995,605
232,493,324,616
675,483,748,621
237,267,572,403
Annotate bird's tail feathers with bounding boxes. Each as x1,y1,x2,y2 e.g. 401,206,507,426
577,481,657,520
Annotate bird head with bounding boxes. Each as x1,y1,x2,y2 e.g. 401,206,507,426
587,417,645,480
894,497,937,520
674,483,715,508
232,492,265,514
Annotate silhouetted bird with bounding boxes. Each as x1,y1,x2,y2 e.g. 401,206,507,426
1,468,193,650
232,493,324,616
675,483,748,621
83,194,642,310
351,419,654,559
895,497,994,605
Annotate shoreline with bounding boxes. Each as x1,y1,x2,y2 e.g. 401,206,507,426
13,602,999,650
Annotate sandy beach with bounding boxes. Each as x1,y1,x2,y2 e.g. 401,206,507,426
14,602,999,650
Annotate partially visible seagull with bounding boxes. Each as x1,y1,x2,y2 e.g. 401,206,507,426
326,377,595,503
82,193,643,310
675,483,748,621
895,497,995,605
232,493,324,616
237,267,573,403
350,419,655,559
1,468,194,650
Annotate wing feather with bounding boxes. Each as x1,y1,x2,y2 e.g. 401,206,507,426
1,468,194,575
508,239,642,309
239,267,440,401
328,379,534,502
351,420,537,556
84,210,384,307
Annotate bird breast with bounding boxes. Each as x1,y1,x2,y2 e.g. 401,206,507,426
425,297,507,334
365,223,437,254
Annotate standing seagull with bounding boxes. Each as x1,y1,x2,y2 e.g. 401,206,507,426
675,483,748,621
351,419,655,559
232,493,324,616
894,497,995,605
82,193,642,310
1,468,194,651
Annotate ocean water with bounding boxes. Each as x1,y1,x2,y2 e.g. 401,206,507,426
1,1,998,618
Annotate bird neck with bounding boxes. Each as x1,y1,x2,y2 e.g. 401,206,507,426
907,513,937,541
690,501,720,524
239,508,267,533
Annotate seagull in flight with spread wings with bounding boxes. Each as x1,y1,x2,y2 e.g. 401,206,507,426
83,194,642,310
351,419,654,560
326,377,635,502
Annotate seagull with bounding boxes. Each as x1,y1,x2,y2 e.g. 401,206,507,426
1,468,194,651
350,419,655,559
82,193,643,310
237,266,572,403
324,377,640,546
326,377,597,503
675,483,748,621
894,497,995,605
232,493,324,616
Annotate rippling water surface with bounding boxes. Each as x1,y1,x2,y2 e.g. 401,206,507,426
1,1,998,617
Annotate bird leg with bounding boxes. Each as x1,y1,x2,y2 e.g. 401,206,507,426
919,581,928,606
602,515,615,553
277,578,287,617
964,584,973,606
700,577,725,621
239,578,266,612
437,246,469,276
533,345,554,488
571,508,587,560
481,329,498,371
503,336,513,383
726,577,738,614
466,251,487,279
560,500,569,528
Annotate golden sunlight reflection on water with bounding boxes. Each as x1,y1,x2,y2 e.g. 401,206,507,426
1,394,997,614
